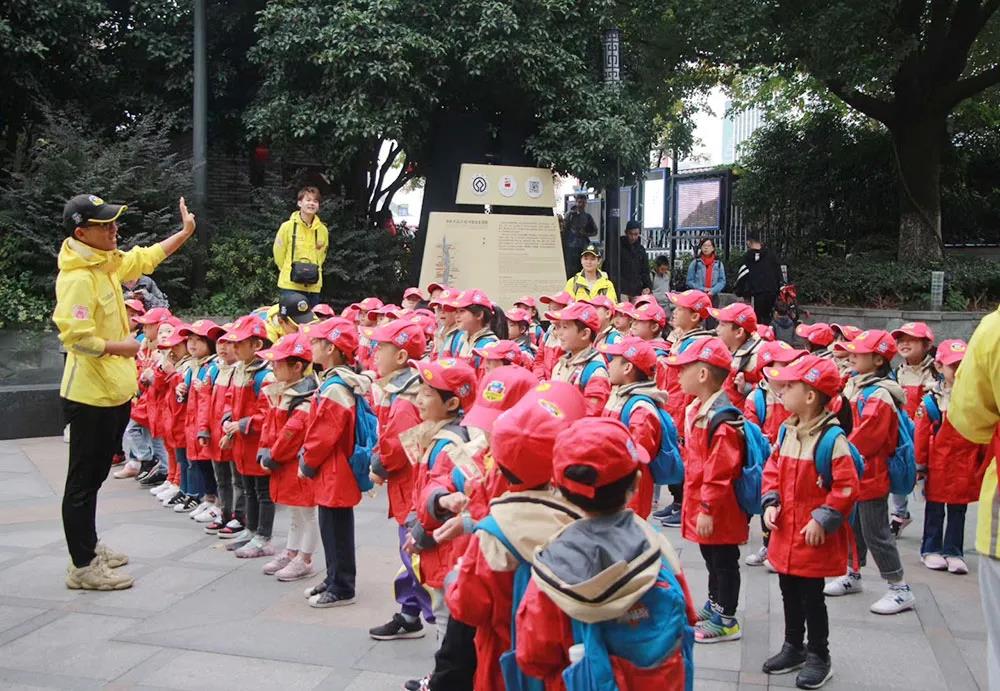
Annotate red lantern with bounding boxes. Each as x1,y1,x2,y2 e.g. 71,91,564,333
254,145,270,162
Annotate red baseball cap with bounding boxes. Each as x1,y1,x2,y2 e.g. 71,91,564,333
450,289,495,311
411,358,477,410
403,311,437,338
491,381,587,490
313,303,337,319
831,323,863,341
158,323,190,349
259,333,313,363
665,336,734,370
628,300,667,327
506,308,532,324
599,336,658,376
616,301,634,315
833,329,897,359
426,282,448,295
891,322,935,343
633,295,656,307
545,302,601,335
220,315,269,343
767,355,843,398
177,319,225,341
553,418,648,499
370,304,402,320
756,340,807,371
403,287,425,301
513,296,537,309
581,295,615,312
357,297,384,313
668,290,712,319
341,304,361,322
134,307,173,325
756,325,775,342
429,287,459,307
473,340,524,363
709,302,758,333
124,299,146,314
371,320,427,359
795,323,835,348
463,366,539,431
539,291,573,307
303,318,359,361
935,339,968,366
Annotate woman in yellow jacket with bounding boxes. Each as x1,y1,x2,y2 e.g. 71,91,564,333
54,194,196,591
272,187,329,306
563,244,618,303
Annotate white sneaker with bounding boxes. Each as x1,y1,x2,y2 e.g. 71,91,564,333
225,518,242,530
764,559,777,574
189,501,211,519
160,490,181,506
870,584,915,615
63,424,71,444
824,572,863,597
150,480,173,495
195,506,222,523
745,546,767,566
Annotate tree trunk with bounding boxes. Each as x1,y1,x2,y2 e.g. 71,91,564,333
892,114,946,262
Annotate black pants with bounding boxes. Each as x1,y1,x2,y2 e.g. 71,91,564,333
62,399,131,568
700,544,741,617
752,292,778,327
212,461,245,521
668,482,683,506
778,574,829,659
242,475,274,538
318,506,356,598
429,617,477,691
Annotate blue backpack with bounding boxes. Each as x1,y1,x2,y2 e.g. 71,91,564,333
578,358,608,389
475,515,545,691
922,393,943,433
778,424,865,521
857,384,917,495
323,375,380,493
620,395,684,485
561,560,695,691
708,405,772,516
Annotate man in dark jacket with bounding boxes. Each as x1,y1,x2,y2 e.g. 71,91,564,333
562,191,599,278
735,235,783,326
619,221,652,301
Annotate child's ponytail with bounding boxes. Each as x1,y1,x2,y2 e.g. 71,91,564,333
491,305,509,340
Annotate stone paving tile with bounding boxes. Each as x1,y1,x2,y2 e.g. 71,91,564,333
136,650,336,690
0,604,46,634
97,523,210,560
90,565,227,612
0,555,80,602
0,525,66,550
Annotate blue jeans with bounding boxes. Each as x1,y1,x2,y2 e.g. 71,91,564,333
921,501,967,557
123,420,167,466
174,447,206,498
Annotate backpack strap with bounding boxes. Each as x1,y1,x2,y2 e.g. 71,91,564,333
252,368,271,397
923,392,942,431
814,425,843,489
475,515,525,564
291,220,298,262
753,387,767,425
708,404,743,441
621,394,658,427
578,357,606,388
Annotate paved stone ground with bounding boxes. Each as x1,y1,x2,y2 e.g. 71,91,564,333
0,437,989,690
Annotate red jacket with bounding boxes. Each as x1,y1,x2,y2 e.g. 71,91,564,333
147,355,171,439
259,376,317,507
185,355,217,460
551,347,611,416
894,357,939,418
160,357,194,450
300,367,370,508
446,491,583,691
371,368,422,525
743,382,791,444
845,375,904,501
680,391,749,545
129,342,158,428
660,328,714,432
532,325,563,380
723,336,763,408
761,414,859,578
602,382,663,519
224,358,274,477
914,388,988,505
197,360,237,462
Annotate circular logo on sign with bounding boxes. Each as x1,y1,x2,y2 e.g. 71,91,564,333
525,177,543,199
471,175,488,196
498,175,517,198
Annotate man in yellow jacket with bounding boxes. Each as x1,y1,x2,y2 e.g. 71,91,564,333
949,306,1000,690
272,186,329,305
54,194,196,591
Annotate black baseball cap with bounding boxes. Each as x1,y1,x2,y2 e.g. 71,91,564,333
63,194,127,234
278,292,315,324
581,244,603,258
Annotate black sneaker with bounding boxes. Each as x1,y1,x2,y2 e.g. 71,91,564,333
165,492,187,507
304,582,327,600
795,652,832,689
763,642,807,674
652,502,678,520
402,676,429,691
369,613,425,641
139,470,167,487
310,591,357,608
889,513,911,538
135,460,154,481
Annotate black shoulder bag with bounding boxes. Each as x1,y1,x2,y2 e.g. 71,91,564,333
289,221,320,285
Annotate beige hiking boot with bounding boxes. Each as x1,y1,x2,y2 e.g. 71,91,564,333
66,557,134,591
95,542,129,569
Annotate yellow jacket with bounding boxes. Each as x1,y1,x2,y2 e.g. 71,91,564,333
272,212,329,294
949,306,1000,559
53,238,167,407
564,271,618,303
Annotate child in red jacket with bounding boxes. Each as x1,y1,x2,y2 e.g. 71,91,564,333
600,337,665,519
761,355,860,689
123,308,173,485
795,323,836,360
445,382,588,691
199,334,242,537
450,289,503,378
547,301,611,415
711,302,764,408
515,418,697,691
828,330,915,614
156,325,198,511
355,297,383,370
532,291,571,379
505,309,539,362
431,288,466,360
300,318,370,607
916,339,988,575
367,320,433,640
889,322,940,536
257,333,319,582
512,295,545,347
220,315,276,557
666,335,746,643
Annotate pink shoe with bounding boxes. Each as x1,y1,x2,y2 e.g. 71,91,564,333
262,553,293,575
946,556,969,575
921,553,948,571
275,556,316,582
113,461,140,479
